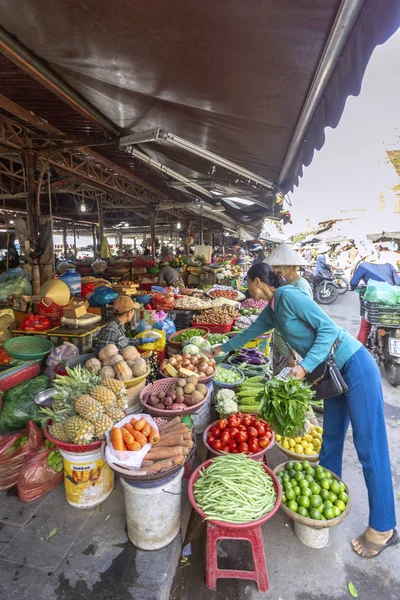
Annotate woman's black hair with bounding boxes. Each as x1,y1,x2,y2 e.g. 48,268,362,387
247,262,282,288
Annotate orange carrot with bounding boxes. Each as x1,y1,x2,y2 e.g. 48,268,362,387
127,440,142,451
110,427,126,451
134,417,147,431
149,426,160,444
130,417,138,427
120,427,135,446
123,423,137,437
131,429,148,447
141,422,151,438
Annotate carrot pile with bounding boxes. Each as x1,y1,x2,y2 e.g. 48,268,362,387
142,416,194,473
110,417,159,452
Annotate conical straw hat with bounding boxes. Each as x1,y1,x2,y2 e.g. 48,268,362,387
263,243,308,266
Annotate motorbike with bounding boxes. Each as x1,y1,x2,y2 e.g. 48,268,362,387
302,266,339,305
333,268,349,295
366,324,400,387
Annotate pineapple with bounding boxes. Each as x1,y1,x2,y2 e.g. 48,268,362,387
115,394,127,410
48,421,69,442
105,406,125,423
64,415,95,445
52,366,100,417
94,414,114,439
90,386,116,411
75,395,104,423
101,378,126,395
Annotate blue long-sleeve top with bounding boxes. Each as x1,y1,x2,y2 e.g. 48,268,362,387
222,286,361,372
350,262,400,290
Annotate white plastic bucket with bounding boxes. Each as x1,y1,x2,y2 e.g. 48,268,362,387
60,448,114,509
191,392,211,434
294,522,330,548
121,468,184,550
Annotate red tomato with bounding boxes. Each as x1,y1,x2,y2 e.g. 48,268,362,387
231,447,239,453
210,427,220,438
220,431,230,445
228,416,240,428
211,440,222,451
221,445,230,453
229,439,238,451
266,431,272,439
236,431,248,443
255,423,266,436
238,442,249,454
247,426,258,438
217,419,228,431
228,427,239,439
238,424,247,432
242,416,252,427
248,439,260,454
258,436,269,449
206,433,215,445
235,412,243,421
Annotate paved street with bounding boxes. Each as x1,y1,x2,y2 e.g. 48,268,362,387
171,292,400,600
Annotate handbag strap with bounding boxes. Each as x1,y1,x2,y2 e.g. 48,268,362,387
281,336,339,366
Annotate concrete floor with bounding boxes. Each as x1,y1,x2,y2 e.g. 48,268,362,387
170,292,400,600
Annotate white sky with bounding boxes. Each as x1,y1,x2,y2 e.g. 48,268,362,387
286,26,400,235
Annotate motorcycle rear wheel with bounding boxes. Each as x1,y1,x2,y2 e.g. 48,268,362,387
315,282,338,305
335,276,349,295
385,361,400,387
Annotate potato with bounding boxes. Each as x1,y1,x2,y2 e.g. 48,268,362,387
171,403,187,410
187,374,199,385
148,395,161,406
183,395,200,406
192,390,204,401
175,386,185,397
177,378,187,388
196,383,208,396
158,391,166,400
164,397,173,407
184,383,195,394
154,403,166,409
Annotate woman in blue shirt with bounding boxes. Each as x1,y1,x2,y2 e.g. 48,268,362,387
212,263,398,558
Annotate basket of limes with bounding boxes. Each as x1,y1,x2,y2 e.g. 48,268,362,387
274,422,322,461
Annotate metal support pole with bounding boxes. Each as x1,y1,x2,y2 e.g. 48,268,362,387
92,225,97,257
199,213,204,245
119,232,123,256
24,148,41,295
97,195,104,242
62,224,68,259
47,169,55,274
149,208,158,257
73,222,77,259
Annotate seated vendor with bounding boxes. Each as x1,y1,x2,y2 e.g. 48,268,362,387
157,261,182,286
94,295,139,354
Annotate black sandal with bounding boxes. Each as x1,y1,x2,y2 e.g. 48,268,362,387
352,528,400,558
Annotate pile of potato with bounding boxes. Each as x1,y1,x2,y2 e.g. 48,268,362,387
143,373,208,411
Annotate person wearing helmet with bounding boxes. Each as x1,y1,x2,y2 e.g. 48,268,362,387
94,295,139,354
250,244,265,265
157,261,182,287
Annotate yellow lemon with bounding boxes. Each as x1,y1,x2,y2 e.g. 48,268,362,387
304,447,316,455
308,442,315,449
301,440,309,448
313,438,322,448
295,444,304,454
304,434,313,443
294,437,302,444
311,430,318,438
275,434,282,442
315,426,323,434
282,440,290,449
289,439,296,448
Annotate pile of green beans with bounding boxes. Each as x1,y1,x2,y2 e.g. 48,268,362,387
193,454,277,523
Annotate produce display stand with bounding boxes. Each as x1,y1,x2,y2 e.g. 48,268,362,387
46,322,106,354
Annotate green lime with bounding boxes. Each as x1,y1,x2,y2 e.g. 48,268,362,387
293,462,303,471
324,470,333,479
310,495,322,508
286,462,294,471
323,507,335,520
334,500,346,513
282,474,290,484
315,465,324,474
309,508,322,520
293,486,301,497
333,506,341,518
324,500,333,508
284,482,293,492
285,488,295,501
288,469,296,479
338,482,346,493
310,483,321,495
305,474,314,484
298,496,310,509
297,506,309,518
295,471,305,482
299,480,309,489
328,492,337,503
291,479,298,488
281,493,287,504
338,491,349,504
287,500,298,512
302,487,312,498
330,481,341,495
302,461,311,469
320,479,330,491
320,489,330,501
316,471,325,481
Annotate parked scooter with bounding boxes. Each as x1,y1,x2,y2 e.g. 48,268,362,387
366,325,400,387
303,266,339,305
334,268,349,295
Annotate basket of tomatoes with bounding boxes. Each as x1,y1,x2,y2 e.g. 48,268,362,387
203,412,274,460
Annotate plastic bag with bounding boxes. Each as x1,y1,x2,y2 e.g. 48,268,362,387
18,442,63,502
364,280,397,305
89,285,118,307
105,414,158,471
134,329,166,351
45,342,78,380
155,317,176,338
0,375,49,432
91,257,107,274
0,267,32,301
0,422,43,490
152,292,175,311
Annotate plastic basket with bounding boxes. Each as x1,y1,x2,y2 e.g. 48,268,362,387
168,327,209,345
4,336,54,361
159,367,216,385
44,421,103,453
359,294,400,325
191,321,233,334
0,362,41,392
203,420,275,460
140,378,210,417
36,297,67,323
188,459,282,528
212,364,245,388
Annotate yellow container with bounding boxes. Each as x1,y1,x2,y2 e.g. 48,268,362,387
244,333,272,357
60,448,114,509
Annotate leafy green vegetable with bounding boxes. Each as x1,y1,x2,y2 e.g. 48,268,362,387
174,329,206,343
214,365,242,384
4,433,28,455
0,375,49,432
47,449,63,473
207,333,229,345
348,582,358,597
259,377,314,437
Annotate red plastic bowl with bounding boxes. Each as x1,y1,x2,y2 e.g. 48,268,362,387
203,419,275,460
44,421,102,453
168,327,210,345
188,458,282,528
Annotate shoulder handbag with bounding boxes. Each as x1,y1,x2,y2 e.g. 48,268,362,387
283,340,348,400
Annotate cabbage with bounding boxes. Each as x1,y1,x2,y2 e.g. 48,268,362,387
184,344,202,355
190,336,205,347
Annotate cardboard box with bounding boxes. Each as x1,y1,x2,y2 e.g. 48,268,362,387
63,299,88,319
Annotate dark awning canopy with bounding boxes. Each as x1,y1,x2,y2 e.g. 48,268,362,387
0,0,399,234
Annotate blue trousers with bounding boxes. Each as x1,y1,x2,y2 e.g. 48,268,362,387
319,346,396,532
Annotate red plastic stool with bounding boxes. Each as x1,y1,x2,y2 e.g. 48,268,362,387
206,522,269,592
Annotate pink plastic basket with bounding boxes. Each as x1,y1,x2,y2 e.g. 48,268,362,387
140,377,210,417
36,297,67,323
203,419,275,460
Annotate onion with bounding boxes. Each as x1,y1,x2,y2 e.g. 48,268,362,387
191,356,199,366
169,357,177,367
182,353,190,360
206,366,214,376
182,359,191,368
209,359,216,367
199,363,208,373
